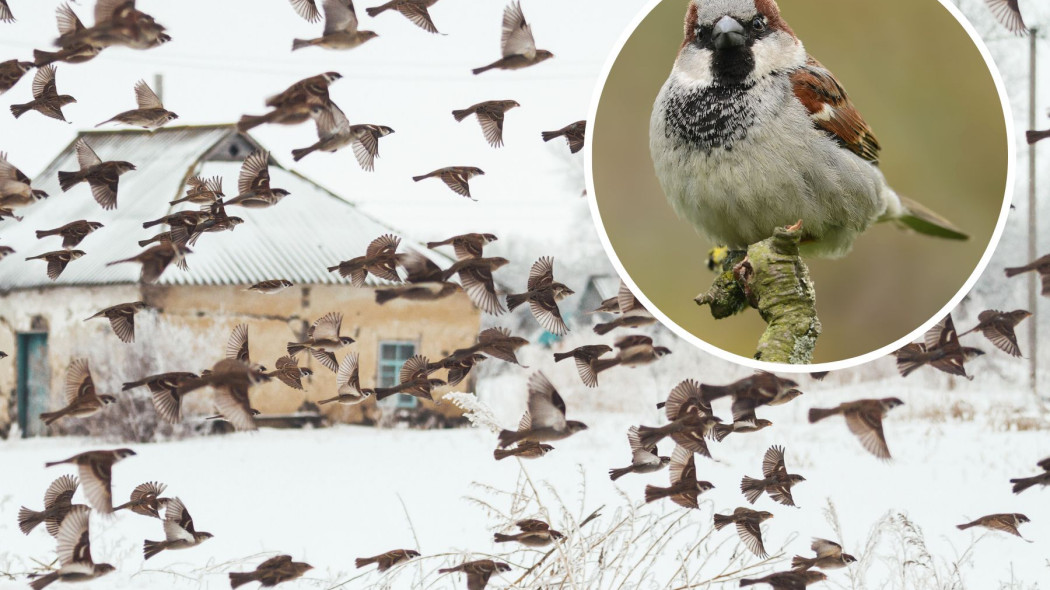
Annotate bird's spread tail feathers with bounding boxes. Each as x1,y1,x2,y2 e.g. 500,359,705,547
143,540,165,560
505,292,529,311
740,476,765,504
712,513,733,531
608,466,632,481
807,407,838,423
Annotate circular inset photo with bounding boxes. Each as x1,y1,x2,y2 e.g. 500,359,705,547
587,0,1011,366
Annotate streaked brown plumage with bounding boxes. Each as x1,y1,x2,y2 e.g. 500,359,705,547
55,0,169,51
224,323,265,370
0,59,32,95
413,166,485,200
741,445,806,507
269,355,313,390
739,570,827,589
123,372,199,424
493,519,564,547
10,65,77,122
0,152,49,209
472,2,554,75
441,256,509,314
292,0,378,51
26,249,85,280
542,120,587,154
287,312,355,372
713,507,773,558
36,220,103,249
506,256,574,335
894,314,976,379
373,354,445,402
58,139,136,210
808,398,904,459
97,79,177,129
1006,255,1050,292
238,72,342,132
44,449,136,514
791,538,857,571
229,555,313,588
1011,456,1050,494
143,497,213,559
959,309,1032,357
553,344,612,388
317,352,373,405
170,175,224,206
18,475,81,537
107,242,191,283
453,100,520,148
609,425,670,481
644,445,715,508
85,301,150,343
711,417,773,442
493,440,553,461
33,4,102,67
176,360,272,431
292,104,394,171
956,513,1030,538
576,335,671,387
327,234,401,286
437,560,511,590
247,279,294,294
636,380,721,458
28,506,116,590
366,0,441,33
224,151,290,208
114,481,169,518
497,372,587,447
426,232,498,260
355,549,421,571
427,352,486,387
467,326,529,365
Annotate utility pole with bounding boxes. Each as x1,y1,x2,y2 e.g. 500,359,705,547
1028,29,1039,399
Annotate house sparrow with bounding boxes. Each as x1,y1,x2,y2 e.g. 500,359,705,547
36,220,103,249
580,335,671,387
287,312,355,372
123,372,199,424
238,72,342,132
1005,254,1050,296
143,209,210,230
413,166,485,200
437,560,511,590
0,0,12,22
44,449,136,513
168,200,243,246
894,314,975,379
143,497,214,559
471,326,528,365
96,79,177,129
114,481,169,518
541,121,586,154
247,279,294,294
33,4,102,67
58,139,136,210
56,0,168,50
702,372,800,430
985,0,1028,36
177,360,271,431
268,356,313,390
355,548,421,571
609,425,670,481
427,352,486,387
593,311,656,336
553,344,612,388
739,570,827,589
650,0,967,258
26,249,85,280
0,59,32,95
107,243,191,283
317,352,373,404
441,258,507,314
791,538,857,571
960,309,1032,357
327,233,401,286
18,475,80,537
427,232,498,260
644,445,715,508
957,513,1030,538
637,379,721,458
293,0,378,51
0,152,48,208
229,555,313,588
741,445,805,507
366,0,441,33
225,151,290,208
29,506,116,590
453,100,520,148
84,301,151,343
374,355,445,402
472,2,554,75
808,397,904,460
375,282,460,304
493,519,564,547
170,175,224,206
493,440,554,461
498,372,588,447
713,507,773,558
506,256,574,335
10,65,77,122
293,107,394,171
290,0,322,22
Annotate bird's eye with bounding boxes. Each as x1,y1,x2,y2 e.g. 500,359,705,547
695,25,712,44
752,16,767,31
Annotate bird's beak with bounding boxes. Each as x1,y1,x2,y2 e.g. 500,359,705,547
712,16,747,50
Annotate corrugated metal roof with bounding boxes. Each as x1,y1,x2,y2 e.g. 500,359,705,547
0,125,448,291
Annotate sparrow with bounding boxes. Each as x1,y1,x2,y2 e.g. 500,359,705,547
96,79,177,129
177,360,272,431
225,151,290,208
229,555,314,588
960,309,1032,357
957,513,1030,538
292,107,394,171
437,560,511,590
442,256,508,314
84,301,151,343
791,538,857,571
413,166,485,200
170,176,224,206
0,0,11,22
473,2,554,75
541,121,586,154
713,507,773,558
702,372,801,430
114,481,169,518
497,372,588,447
290,0,322,22
26,249,85,280
644,445,715,508
28,506,116,590
238,72,342,132
637,379,721,458
0,59,32,95
376,282,460,304
427,232,498,260
366,0,442,33
18,475,80,537
739,570,827,589
143,209,211,230
593,310,656,336
493,519,564,547
506,256,574,335
292,0,378,51
247,279,294,294
808,397,904,459
107,243,191,283
0,152,49,208
609,425,670,481
123,372,199,424
44,449,136,513
453,100,520,148
317,352,373,404
287,312,355,372
269,356,313,390
355,549,421,571
36,220,103,249
374,355,445,402
58,139,136,210
224,323,266,370
1005,254,1050,296
10,65,76,122
553,344,612,388
894,314,976,379
56,0,169,50
427,352,486,387
169,201,243,246
327,234,402,286
985,0,1028,36
711,416,773,442
578,335,672,387
493,440,554,461
741,445,806,507
1011,457,1050,494
143,497,214,559
462,326,529,366
650,0,967,258
33,4,103,67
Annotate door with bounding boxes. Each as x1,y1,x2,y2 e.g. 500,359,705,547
17,333,49,437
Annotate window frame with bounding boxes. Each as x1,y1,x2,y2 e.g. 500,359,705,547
376,339,420,409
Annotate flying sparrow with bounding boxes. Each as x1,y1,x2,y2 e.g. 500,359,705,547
366,0,441,33
238,72,342,132
1011,457,1050,494
497,372,588,447
0,152,48,208
791,538,857,571
441,256,509,314
114,481,169,518
224,151,290,208
177,360,272,431
18,475,80,537
637,379,721,458
269,356,313,391
493,440,554,461
644,445,715,508
26,249,85,281
107,242,191,283
427,352,486,387
84,301,151,343
58,139,136,210
541,121,586,154
373,355,445,402
493,519,564,547
376,282,460,304
894,314,976,379
0,59,32,95
593,311,656,336
1005,254,1050,296
741,445,805,507
808,397,904,459
143,497,214,559
581,335,671,387
959,309,1032,357
711,415,772,442
739,570,827,589
713,507,773,558
36,220,103,249
957,513,1030,539
45,449,136,513
230,555,314,588
56,0,168,50
453,100,520,148
427,232,498,260
700,371,799,406
609,425,670,481
438,560,511,590
327,233,402,286
10,65,76,122
247,279,294,294
470,326,529,365
293,0,378,51
287,312,355,372
472,2,554,75
506,256,574,335
290,0,322,22
650,0,967,258
413,166,485,200
168,200,243,246
170,176,224,206
96,79,177,129
317,352,373,404
29,506,116,590
553,344,612,388
123,371,199,424
292,106,394,171
985,0,1028,36
355,549,421,571
33,4,102,67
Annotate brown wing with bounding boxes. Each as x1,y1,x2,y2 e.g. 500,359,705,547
56,506,94,570
664,379,707,421
213,385,258,432
527,256,555,290
310,311,343,340
397,2,438,33
791,57,880,164
811,538,843,559
226,324,250,363
736,519,767,557
460,266,504,315
844,408,891,459
476,109,506,148
762,445,788,479
979,315,1023,357
366,234,400,260
238,151,271,195
134,79,164,109
398,355,429,383
528,292,568,335
44,474,79,510
525,372,566,430
985,0,1028,35
108,309,136,343
33,65,59,100
64,358,94,405
78,460,114,513
290,0,321,22
515,519,550,533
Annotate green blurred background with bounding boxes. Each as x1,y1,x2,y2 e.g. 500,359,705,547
592,0,1008,363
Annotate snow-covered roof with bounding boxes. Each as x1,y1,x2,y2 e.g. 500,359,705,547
0,125,447,291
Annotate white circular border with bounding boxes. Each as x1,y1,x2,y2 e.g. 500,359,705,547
584,0,1016,373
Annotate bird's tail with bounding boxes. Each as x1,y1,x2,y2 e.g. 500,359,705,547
57,171,81,192
740,476,765,504
291,38,315,51
39,411,62,426
541,130,563,143
712,424,734,443
505,292,529,311
738,579,760,587
35,229,57,239
472,63,496,75
412,173,434,182
643,484,671,503
807,407,838,423
699,383,732,402
143,540,165,560
893,196,969,241
552,351,574,363
142,218,164,229
790,556,816,570
1010,476,1041,494
316,396,339,405
365,5,387,17
1004,266,1029,278
373,387,397,401
29,572,59,590
956,522,975,530
635,424,669,451
138,236,161,247
374,289,401,305
10,103,31,119
287,342,307,357
354,556,376,568
493,447,519,461
94,118,116,128
497,429,524,448
291,146,316,162
712,513,733,531
1027,129,1050,144
229,572,255,589
608,466,632,481
236,112,276,132
493,533,516,543
593,321,616,336
895,347,928,378
33,49,59,67
17,507,43,535
451,108,474,122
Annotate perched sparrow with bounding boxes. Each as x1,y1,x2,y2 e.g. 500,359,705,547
26,249,85,280
327,234,401,286
247,279,294,294
114,481,169,518
0,152,48,208
637,379,721,458
288,312,355,372
293,106,394,171
107,243,192,283
579,335,671,387
791,538,857,571
374,355,445,402
498,372,588,447
177,360,272,431
225,151,290,208
290,0,322,22
355,549,421,571
739,570,827,589
437,560,511,590
269,356,313,390
442,256,508,314
229,555,313,588
1005,254,1050,296
44,449,136,513
473,2,554,75
494,519,564,547
957,513,1030,539
97,79,177,129
238,72,342,132
143,497,214,559
33,4,103,67
541,121,586,154
506,256,574,335
293,0,378,51
894,314,976,379
366,0,442,33
56,0,169,50
0,59,32,95
553,344,612,388
428,352,486,387
960,309,1032,357
644,445,715,508
29,506,116,590
413,166,485,200
317,352,373,405
713,507,773,558
741,445,805,507
123,371,199,424
427,232,498,260
10,65,77,122
493,440,554,461
170,176,224,206
650,0,967,258
84,301,151,343
58,139,136,210
808,397,904,459
985,0,1028,36
0,0,12,22
453,100,520,148
36,220,103,249
18,475,80,537
609,425,670,481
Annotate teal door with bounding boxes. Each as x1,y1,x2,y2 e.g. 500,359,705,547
17,333,49,437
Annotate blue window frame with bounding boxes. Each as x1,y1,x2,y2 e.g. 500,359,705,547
378,341,418,409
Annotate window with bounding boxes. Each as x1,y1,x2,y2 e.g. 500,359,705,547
378,341,417,409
